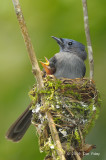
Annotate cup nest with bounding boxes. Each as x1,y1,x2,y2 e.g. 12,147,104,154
29,76,101,159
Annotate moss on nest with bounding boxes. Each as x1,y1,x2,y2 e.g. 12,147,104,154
29,76,101,159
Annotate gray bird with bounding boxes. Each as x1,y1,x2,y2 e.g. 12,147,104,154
6,36,87,142
41,36,87,79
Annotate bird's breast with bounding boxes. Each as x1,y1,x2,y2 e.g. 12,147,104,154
54,52,86,79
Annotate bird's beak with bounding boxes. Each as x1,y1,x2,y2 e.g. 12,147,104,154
40,57,50,68
40,57,53,75
51,36,63,45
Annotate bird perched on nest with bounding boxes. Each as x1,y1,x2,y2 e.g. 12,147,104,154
41,36,87,79
6,36,87,142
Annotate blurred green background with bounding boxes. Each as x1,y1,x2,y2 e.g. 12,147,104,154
0,0,106,160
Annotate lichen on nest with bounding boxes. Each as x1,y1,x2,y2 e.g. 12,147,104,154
29,76,101,159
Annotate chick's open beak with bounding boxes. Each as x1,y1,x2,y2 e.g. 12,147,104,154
40,57,49,67
40,57,52,75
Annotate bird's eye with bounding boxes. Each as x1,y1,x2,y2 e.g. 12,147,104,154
68,42,72,45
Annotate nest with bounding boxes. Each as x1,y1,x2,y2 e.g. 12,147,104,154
29,76,101,160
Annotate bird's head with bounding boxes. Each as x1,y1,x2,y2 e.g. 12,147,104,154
52,36,87,61
40,57,56,75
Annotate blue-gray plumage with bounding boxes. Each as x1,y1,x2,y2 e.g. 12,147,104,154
49,36,87,79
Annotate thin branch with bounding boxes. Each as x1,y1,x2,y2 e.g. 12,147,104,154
12,0,66,159
82,0,94,79
46,112,66,160
74,150,82,160
70,146,82,160
12,0,43,89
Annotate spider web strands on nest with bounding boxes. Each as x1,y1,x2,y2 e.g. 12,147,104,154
30,76,100,160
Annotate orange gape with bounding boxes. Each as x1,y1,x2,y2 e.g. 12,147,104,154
43,66,53,75
40,57,54,75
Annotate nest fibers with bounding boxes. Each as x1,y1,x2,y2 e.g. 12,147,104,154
29,76,101,159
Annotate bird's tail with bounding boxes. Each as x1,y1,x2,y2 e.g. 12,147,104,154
6,104,32,142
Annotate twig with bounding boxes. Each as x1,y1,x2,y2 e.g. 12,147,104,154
12,0,43,89
47,112,66,160
82,0,94,79
70,146,82,160
74,150,82,160
63,103,74,117
12,0,66,159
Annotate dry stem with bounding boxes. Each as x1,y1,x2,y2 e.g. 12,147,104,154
12,0,66,159
12,0,43,89
47,112,66,160
70,146,82,160
82,0,94,79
